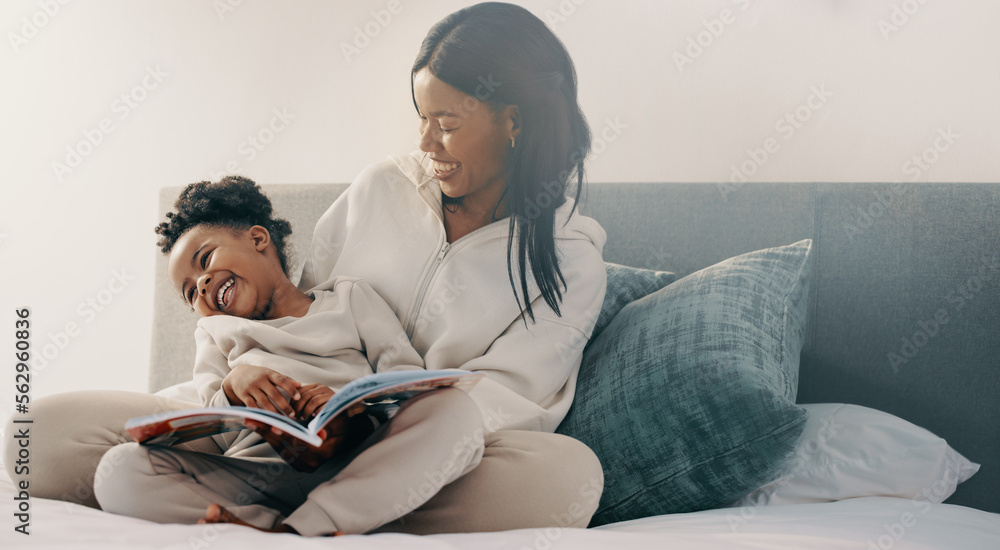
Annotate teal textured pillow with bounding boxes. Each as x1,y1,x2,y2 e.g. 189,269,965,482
592,263,677,340
557,240,813,526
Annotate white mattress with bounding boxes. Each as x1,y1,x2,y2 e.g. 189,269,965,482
3,464,998,549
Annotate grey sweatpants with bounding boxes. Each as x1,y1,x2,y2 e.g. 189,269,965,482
5,388,604,535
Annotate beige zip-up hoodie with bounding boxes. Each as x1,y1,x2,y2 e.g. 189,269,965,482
298,152,607,432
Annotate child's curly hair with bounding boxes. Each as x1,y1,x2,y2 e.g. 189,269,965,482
155,176,293,275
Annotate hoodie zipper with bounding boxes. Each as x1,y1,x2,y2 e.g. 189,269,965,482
404,241,450,338
395,153,514,339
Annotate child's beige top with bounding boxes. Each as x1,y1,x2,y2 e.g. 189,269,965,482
194,276,423,408
192,276,423,458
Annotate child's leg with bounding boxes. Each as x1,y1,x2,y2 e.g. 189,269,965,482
282,387,485,536
94,442,312,529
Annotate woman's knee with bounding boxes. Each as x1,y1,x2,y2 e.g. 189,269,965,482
495,431,605,528
549,434,604,526
4,391,123,508
3,390,194,508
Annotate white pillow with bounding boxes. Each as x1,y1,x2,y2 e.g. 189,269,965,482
728,403,980,507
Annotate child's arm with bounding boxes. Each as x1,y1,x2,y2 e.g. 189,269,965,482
193,326,302,417
347,280,425,372
193,326,236,407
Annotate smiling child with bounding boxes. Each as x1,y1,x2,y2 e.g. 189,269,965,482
92,176,486,536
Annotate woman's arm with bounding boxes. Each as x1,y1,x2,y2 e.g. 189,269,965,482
457,244,607,433
192,326,237,408
297,169,366,292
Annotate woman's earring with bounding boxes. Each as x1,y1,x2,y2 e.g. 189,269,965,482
510,136,516,149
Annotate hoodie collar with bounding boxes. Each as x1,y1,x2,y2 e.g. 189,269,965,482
389,151,446,218
388,150,603,246
390,151,438,190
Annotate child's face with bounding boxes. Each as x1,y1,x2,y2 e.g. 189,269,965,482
167,225,280,319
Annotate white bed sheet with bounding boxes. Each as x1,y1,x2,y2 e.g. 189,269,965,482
3,414,998,549
2,471,998,549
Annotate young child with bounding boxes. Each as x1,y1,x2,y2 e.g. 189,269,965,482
93,176,486,536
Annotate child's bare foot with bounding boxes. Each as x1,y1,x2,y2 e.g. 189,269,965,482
197,503,343,536
197,503,296,534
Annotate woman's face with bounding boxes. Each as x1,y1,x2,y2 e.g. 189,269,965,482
413,67,518,209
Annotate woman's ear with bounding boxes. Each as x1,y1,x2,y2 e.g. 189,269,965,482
506,105,521,142
249,225,272,251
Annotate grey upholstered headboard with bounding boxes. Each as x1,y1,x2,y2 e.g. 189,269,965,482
150,182,1000,513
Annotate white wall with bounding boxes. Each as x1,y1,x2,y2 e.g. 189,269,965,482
2,0,998,406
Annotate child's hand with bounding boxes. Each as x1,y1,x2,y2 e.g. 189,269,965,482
222,365,301,417
292,383,337,422
246,413,373,472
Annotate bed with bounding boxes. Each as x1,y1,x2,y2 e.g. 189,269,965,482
3,181,998,548
1,477,998,549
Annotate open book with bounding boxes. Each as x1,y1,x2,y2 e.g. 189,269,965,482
126,369,483,447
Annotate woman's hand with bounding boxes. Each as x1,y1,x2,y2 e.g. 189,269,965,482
245,412,374,473
222,365,301,417
292,383,337,422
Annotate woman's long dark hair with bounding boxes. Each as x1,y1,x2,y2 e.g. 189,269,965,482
412,2,591,322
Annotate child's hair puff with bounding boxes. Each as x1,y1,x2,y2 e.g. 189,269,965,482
155,176,293,275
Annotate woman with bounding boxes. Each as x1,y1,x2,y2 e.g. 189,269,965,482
4,2,607,535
